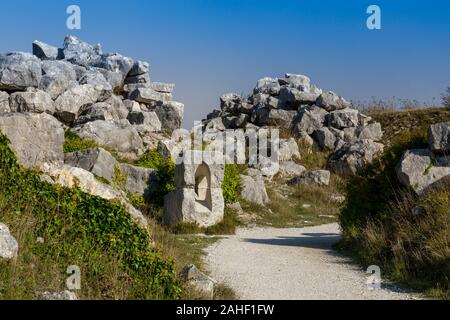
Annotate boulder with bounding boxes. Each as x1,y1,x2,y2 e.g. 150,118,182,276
252,108,297,128
127,111,162,132
313,127,337,150
0,91,10,112
181,264,215,299
282,74,311,91
0,52,42,90
0,223,19,259
154,101,184,133
78,69,113,91
396,149,450,194
32,40,61,60
279,138,301,161
327,109,359,129
128,60,150,77
289,170,331,186
119,163,157,196
251,93,279,110
65,147,118,182
54,84,111,125
75,102,120,125
129,88,168,105
240,173,270,205
294,106,328,135
75,120,144,160
62,35,102,67
254,77,280,95
279,161,306,176
316,92,350,112
105,95,129,120
0,113,64,168
93,53,134,82
220,93,242,114
429,122,450,154
328,139,384,176
355,123,383,141
278,86,319,108
10,89,55,114
39,60,78,99
97,68,123,90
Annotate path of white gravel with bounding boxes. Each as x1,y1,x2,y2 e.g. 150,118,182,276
205,223,420,300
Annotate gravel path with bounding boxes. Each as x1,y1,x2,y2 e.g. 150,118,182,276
205,223,419,300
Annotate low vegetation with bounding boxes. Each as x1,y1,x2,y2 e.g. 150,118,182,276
63,129,98,153
0,134,180,299
338,127,449,299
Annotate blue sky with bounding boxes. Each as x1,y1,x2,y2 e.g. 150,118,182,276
1,0,449,127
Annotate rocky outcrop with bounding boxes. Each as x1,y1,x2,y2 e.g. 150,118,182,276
0,223,19,259
396,122,450,194
0,36,190,230
0,113,64,169
202,73,384,176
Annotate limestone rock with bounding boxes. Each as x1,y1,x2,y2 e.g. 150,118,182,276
313,127,337,150
328,139,384,176
0,223,19,259
155,101,184,133
289,170,331,186
119,163,157,196
63,35,102,67
32,40,61,60
240,173,270,205
75,120,144,160
10,89,55,114
316,92,350,112
0,52,42,90
127,111,162,132
327,109,359,129
55,84,111,125
39,60,78,99
396,149,450,194
279,161,306,176
429,122,450,154
65,147,118,183
181,264,215,299
279,138,301,161
254,77,280,95
0,113,64,169
129,88,167,105
295,106,327,135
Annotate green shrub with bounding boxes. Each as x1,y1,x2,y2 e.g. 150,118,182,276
135,150,176,207
339,127,449,298
0,134,181,299
222,164,241,204
63,129,98,153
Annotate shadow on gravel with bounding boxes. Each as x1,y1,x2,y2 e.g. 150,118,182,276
243,233,341,250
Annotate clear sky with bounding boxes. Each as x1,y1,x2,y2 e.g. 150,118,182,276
1,0,449,127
